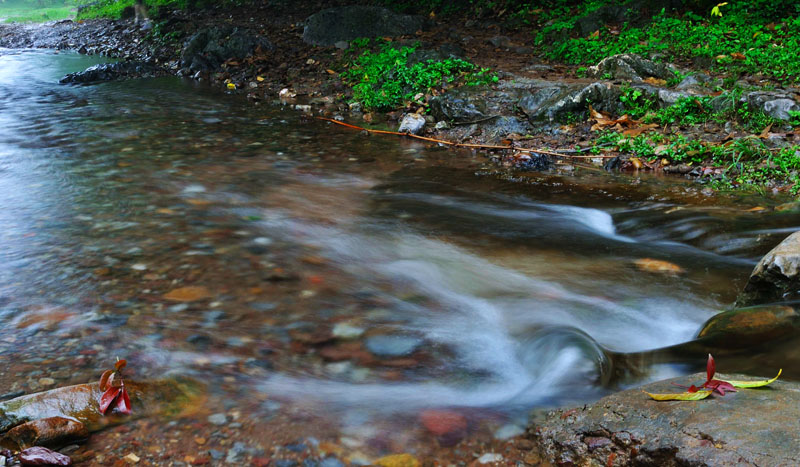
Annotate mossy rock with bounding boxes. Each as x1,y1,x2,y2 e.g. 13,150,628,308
696,305,799,347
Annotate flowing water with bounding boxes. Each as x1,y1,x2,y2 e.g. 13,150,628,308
0,48,797,462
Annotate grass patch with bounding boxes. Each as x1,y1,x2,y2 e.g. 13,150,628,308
342,39,497,111
539,1,800,83
0,0,76,23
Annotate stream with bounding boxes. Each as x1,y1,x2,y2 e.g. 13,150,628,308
1,48,798,463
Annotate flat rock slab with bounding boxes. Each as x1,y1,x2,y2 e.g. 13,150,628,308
529,372,800,466
302,6,427,46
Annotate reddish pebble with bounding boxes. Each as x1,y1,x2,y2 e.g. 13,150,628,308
19,446,72,466
251,457,271,467
419,409,467,437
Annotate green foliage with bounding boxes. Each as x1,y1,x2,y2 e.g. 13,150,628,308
618,86,655,119
789,110,800,127
0,0,76,23
541,4,800,82
341,40,497,110
74,0,242,19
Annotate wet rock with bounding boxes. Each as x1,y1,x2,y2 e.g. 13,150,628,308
696,305,799,347
225,441,251,463
0,378,202,434
18,447,71,466
511,152,550,171
181,27,272,72
476,453,503,464
59,62,164,84
364,335,421,357
529,372,800,466
374,453,419,467
419,409,467,446
429,90,488,123
493,423,525,440
3,417,88,450
737,231,800,306
519,83,621,122
302,6,428,46
483,116,531,142
588,53,677,82
331,323,364,340
397,113,426,135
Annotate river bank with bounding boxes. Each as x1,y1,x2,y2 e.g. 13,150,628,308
3,1,800,197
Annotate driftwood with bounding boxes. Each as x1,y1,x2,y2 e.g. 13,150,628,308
315,117,618,159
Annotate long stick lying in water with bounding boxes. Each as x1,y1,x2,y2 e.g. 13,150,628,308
315,117,618,159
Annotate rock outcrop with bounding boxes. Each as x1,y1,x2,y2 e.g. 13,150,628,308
59,61,164,84
181,27,271,72
302,6,428,47
528,372,799,466
588,53,678,82
737,231,800,306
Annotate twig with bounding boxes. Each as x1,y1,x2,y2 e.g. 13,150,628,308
315,117,619,159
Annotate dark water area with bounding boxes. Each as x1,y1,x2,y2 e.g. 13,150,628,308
0,48,798,461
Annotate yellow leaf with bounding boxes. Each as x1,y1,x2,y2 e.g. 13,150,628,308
722,369,781,388
163,286,212,302
644,390,712,401
634,258,684,275
710,2,727,17
256,76,265,82
226,83,236,90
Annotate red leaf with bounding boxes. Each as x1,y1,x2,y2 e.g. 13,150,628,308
706,353,715,382
687,385,700,393
99,386,121,415
115,386,132,415
704,379,737,396
98,370,113,391
115,359,127,372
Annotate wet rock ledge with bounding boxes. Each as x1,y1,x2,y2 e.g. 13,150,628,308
526,372,800,466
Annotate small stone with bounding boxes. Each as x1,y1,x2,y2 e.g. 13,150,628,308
319,457,345,467
334,41,349,50
493,423,525,440
207,413,228,426
397,113,426,135
374,453,419,467
124,453,140,464
477,453,503,464
365,335,421,357
272,460,298,467
332,323,364,339
38,378,55,387
194,437,206,445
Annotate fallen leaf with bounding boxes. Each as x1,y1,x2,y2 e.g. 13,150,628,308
630,157,644,169
622,123,659,137
730,52,746,60
643,77,667,86
163,286,212,302
644,390,713,401
722,369,782,388
758,123,773,139
633,258,684,275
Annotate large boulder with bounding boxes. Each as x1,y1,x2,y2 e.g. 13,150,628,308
737,231,800,307
518,82,622,122
181,27,271,72
528,372,799,466
588,53,678,82
696,304,800,347
59,61,164,84
742,91,800,121
302,6,428,47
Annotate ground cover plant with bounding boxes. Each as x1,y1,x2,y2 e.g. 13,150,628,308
0,0,76,23
341,39,497,111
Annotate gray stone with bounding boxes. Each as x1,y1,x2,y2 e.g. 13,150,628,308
657,89,692,106
302,6,428,46
207,413,228,426
364,335,421,357
429,90,488,123
588,53,677,82
181,27,272,72
676,73,711,90
519,82,621,122
59,61,164,84
737,231,800,306
743,91,800,121
397,113,426,135
331,322,364,339
319,457,345,467
529,372,800,466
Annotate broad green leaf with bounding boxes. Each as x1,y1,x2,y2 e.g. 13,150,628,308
644,390,712,401
722,369,782,388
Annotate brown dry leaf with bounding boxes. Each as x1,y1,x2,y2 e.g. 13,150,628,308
326,69,337,75
634,258,684,275
156,208,175,215
654,144,669,155
758,123,774,139
163,286,212,302
745,206,767,212
186,199,213,206
643,77,667,86
630,157,644,169
730,52,746,61
622,123,659,137
588,30,600,39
